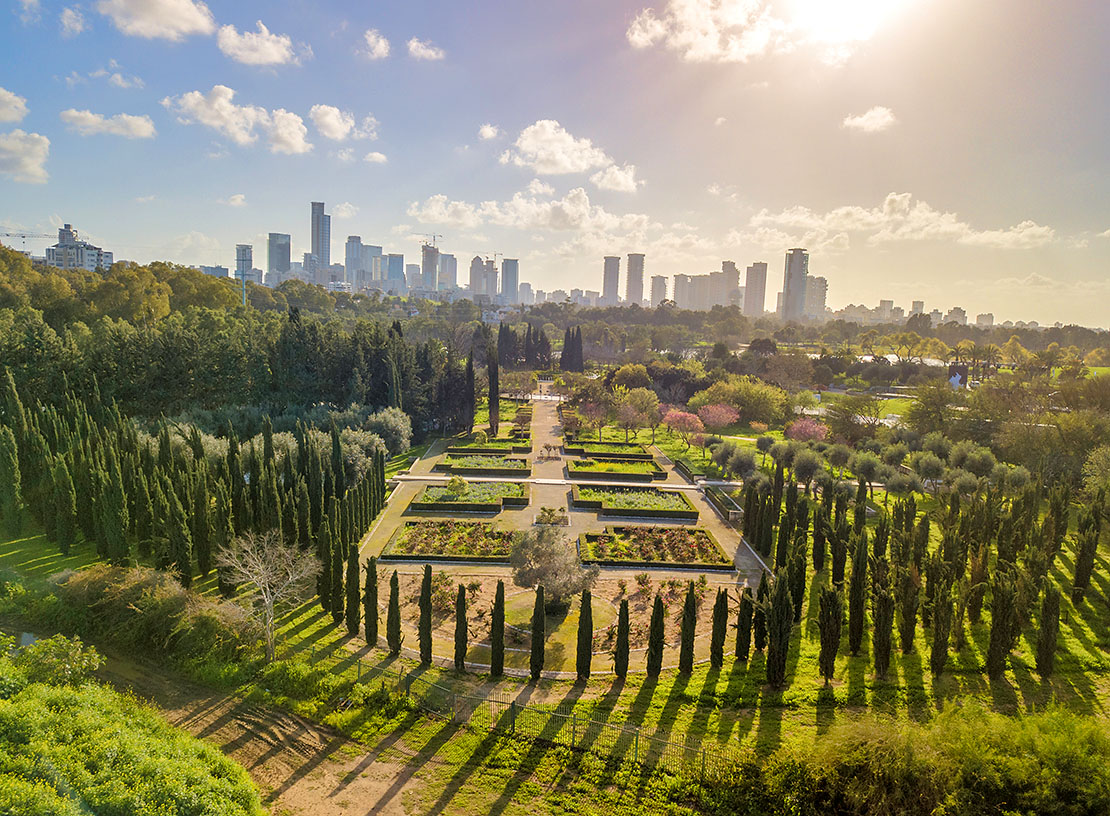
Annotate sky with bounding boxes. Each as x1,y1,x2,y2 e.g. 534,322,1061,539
1,0,1109,327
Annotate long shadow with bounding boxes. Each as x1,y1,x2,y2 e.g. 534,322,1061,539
901,650,928,721
685,668,720,751
596,677,659,788
365,717,463,815
815,685,837,736
753,684,784,755
423,727,505,816
716,658,749,741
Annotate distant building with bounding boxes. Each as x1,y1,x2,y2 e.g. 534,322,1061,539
976,312,994,327
946,306,968,325
438,253,457,290
420,243,439,290
805,275,828,319
310,202,330,269
781,248,808,322
518,281,534,305
602,256,620,306
501,258,519,303
198,265,228,278
744,262,767,317
483,258,498,298
911,300,925,316
267,233,291,281
405,264,421,290
626,253,644,306
235,244,252,279
45,224,113,272
386,254,406,292
468,256,486,295
650,274,667,307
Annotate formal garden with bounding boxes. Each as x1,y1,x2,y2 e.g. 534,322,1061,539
408,479,530,512
580,526,733,568
566,456,667,480
381,520,517,561
572,485,701,519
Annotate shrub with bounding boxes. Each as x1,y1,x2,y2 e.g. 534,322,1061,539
785,417,828,442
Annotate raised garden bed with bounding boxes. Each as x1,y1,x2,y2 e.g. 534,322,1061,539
407,482,530,513
566,457,667,482
579,526,734,570
563,440,653,461
571,485,699,520
435,454,531,477
446,440,532,454
381,520,516,562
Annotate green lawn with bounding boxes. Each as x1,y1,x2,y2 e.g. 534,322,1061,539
576,486,691,512
568,458,659,475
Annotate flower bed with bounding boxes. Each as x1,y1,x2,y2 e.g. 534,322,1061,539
382,520,516,562
579,526,733,569
563,440,653,461
446,439,532,454
435,454,531,477
566,457,666,482
408,482,529,513
571,485,699,519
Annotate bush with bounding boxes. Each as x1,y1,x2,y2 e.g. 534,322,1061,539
257,659,340,701
364,407,412,455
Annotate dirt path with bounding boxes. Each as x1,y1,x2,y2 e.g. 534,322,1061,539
97,656,420,816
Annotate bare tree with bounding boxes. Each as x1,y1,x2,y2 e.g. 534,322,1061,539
216,530,320,662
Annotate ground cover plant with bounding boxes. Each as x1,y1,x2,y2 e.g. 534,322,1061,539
576,486,693,512
567,458,660,474
581,526,732,566
439,454,529,470
416,482,525,504
385,520,516,559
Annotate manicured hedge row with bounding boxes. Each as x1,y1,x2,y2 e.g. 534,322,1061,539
433,460,531,477
704,484,742,522
570,485,700,520
563,444,654,461
379,550,510,564
673,459,697,482
566,459,667,482
446,444,532,455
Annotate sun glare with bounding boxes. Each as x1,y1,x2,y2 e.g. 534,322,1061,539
788,0,913,44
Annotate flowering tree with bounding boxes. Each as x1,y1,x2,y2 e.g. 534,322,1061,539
697,404,739,434
785,416,829,442
663,410,705,450
579,401,608,440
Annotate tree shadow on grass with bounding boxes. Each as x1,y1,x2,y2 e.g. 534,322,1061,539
815,685,837,736
364,717,463,815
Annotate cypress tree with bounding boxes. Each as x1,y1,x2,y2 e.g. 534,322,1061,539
133,467,152,557
753,572,769,651
345,540,360,635
529,584,545,681
1036,584,1060,679
364,556,378,646
710,587,728,669
646,594,664,677
986,569,1017,679
897,565,920,654
490,579,505,677
330,422,346,499
614,598,630,678
788,540,807,623
167,490,192,588
463,353,476,434
102,446,131,567
576,588,593,681
226,428,246,534
735,587,754,663
386,570,402,655
848,532,868,656
52,458,77,555
812,506,827,573
296,479,312,548
330,528,344,624
192,473,212,578
679,581,697,674
831,520,848,586
281,491,298,549
454,584,468,672
765,572,793,688
930,585,953,676
872,560,895,679
317,518,332,612
817,587,842,684
0,426,22,537
418,564,432,665
1072,524,1099,603
488,347,500,437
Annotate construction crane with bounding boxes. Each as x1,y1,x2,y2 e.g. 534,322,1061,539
419,233,442,247
0,230,53,251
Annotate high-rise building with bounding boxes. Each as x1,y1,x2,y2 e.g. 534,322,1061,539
501,258,519,303
911,300,925,316
976,313,994,327
45,224,113,271
198,265,228,278
716,261,741,305
626,253,644,306
483,259,498,298
344,236,363,285
744,262,767,317
805,275,828,319
781,249,808,322
405,264,421,290
437,253,457,290
386,254,405,292
650,275,667,307
468,256,486,295
235,244,252,278
267,233,291,281
518,282,534,305
420,243,439,290
602,256,620,305
310,202,330,269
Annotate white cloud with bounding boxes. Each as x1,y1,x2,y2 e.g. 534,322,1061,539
714,116,727,126
60,108,156,139
309,105,377,140
333,201,358,219
96,0,215,41
745,192,1058,251
590,163,642,192
407,37,444,60
218,21,302,66
18,0,41,24
1098,228,1110,239
0,87,29,123
500,119,613,175
526,178,554,196
162,85,312,154
60,7,85,36
74,65,145,89
135,194,155,202
362,28,390,59
0,130,50,184
707,182,738,202
220,193,246,207
842,106,897,133
627,0,791,64
364,150,387,163
333,147,354,162
478,123,500,140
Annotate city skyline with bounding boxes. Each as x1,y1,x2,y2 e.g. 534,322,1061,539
2,0,1109,326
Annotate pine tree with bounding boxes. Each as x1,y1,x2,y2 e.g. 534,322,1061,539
614,599,630,678
1036,584,1060,679
529,585,545,681
576,588,593,681
848,532,868,656
330,529,344,624
646,594,665,677
491,579,505,677
364,556,378,646
765,572,794,688
754,572,769,651
418,564,432,665
0,426,22,537
52,458,77,555
386,570,402,655
454,584,468,672
133,468,153,557
817,587,842,684
710,588,728,669
345,541,360,635
735,587,754,663
317,518,332,612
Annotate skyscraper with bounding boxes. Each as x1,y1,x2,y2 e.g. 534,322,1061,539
420,243,439,290
501,258,519,303
805,275,828,319
626,253,644,306
483,259,498,297
468,255,486,295
310,202,330,269
267,233,291,281
235,244,252,278
744,262,767,317
438,253,457,289
650,275,667,307
345,236,363,285
781,249,809,322
386,254,406,292
405,264,420,290
602,256,620,305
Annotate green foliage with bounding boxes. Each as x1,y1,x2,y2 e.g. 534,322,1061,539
576,486,689,512
614,598,629,678
817,587,842,684
419,481,524,504
576,589,593,681
490,579,505,677
345,542,360,636
419,564,432,666
529,585,545,681
765,571,793,688
710,587,728,669
386,570,402,656
753,572,768,651
11,634,102,686
1036,584,1061,679
454,584,468,672
679,581,697,674
0,426,21,537
363,556,378,646
735,586,753,663
646,594,664,677
848,533,868,656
